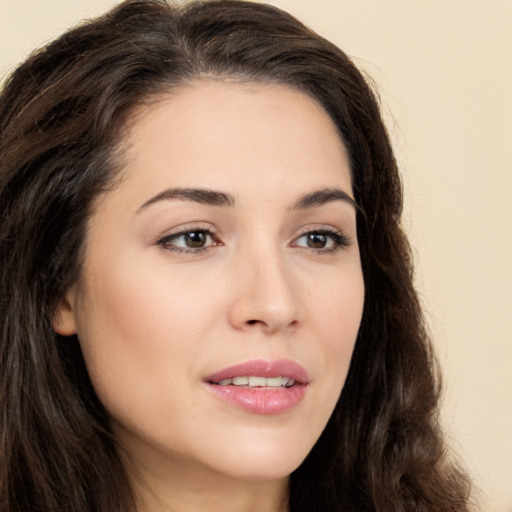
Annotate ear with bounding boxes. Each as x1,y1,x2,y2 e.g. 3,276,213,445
53,289,78,336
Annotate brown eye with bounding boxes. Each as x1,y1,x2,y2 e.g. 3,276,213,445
293,230,350,252
306,233,328,248
183,231,208,248
158,229,218,252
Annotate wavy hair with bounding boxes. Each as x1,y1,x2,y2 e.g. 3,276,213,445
0,1,471,510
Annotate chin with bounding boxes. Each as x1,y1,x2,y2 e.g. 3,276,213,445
199,430,314,482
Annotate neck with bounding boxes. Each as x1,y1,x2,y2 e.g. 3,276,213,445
120,445,289,512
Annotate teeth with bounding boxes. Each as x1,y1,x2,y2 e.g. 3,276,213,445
216,376,296,388
248,376,266,387
265,377,283,387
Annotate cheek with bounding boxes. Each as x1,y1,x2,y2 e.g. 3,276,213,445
308,264,364,390
74,260,189,416
73,253,227,419
310,259,364,342
78,254,215,352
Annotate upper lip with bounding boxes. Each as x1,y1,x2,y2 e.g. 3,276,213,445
206,359,309,385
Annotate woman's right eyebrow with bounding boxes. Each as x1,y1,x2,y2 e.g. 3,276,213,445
137,188,235,213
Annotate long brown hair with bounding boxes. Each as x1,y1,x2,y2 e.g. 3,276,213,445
0,1,471,510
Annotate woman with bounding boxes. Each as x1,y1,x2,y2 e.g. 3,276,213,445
0,1,471,511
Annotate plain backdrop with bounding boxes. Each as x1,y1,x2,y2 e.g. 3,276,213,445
1,0,511,510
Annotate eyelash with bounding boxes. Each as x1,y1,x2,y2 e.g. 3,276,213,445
156,228,221,254
292,229,351,253
156,227,351,255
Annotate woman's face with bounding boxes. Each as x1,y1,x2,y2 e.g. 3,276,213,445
56,81,364,486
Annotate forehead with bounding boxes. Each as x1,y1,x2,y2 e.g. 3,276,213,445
115,80,352,205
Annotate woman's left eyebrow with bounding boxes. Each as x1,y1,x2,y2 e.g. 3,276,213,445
291,187,356,210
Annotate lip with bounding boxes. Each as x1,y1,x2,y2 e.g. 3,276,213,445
206,359,309,384
205,359,309,415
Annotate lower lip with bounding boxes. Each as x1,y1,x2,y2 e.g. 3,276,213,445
207,384,307,415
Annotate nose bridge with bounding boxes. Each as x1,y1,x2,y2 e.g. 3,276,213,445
228,234,299,333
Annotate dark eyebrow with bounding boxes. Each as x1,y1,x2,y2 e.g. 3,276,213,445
137,187,235,212
137,186,354,213
292,187,356,210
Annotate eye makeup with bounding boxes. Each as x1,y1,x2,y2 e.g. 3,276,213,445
155,224,351,256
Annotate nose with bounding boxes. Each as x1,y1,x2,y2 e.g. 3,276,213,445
227,246,301,335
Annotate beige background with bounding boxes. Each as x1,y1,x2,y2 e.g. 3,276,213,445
1,0,511,510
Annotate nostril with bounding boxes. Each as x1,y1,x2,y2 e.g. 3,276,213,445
247,320,258,325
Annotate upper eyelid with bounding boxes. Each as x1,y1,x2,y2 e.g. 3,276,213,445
156,224,348,237
154,222,352,247
157,228,219,245
153,223,217,242
166,231,349,256
166,227,216,238
155,229,220,254
294,225,342,235
292,225,350,239
156,231,348,256
293,229,351,244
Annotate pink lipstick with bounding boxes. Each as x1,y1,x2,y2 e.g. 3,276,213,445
205,359,309,415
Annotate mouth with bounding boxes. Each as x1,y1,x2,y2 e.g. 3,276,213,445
213,376,296,388
204,359,309,415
